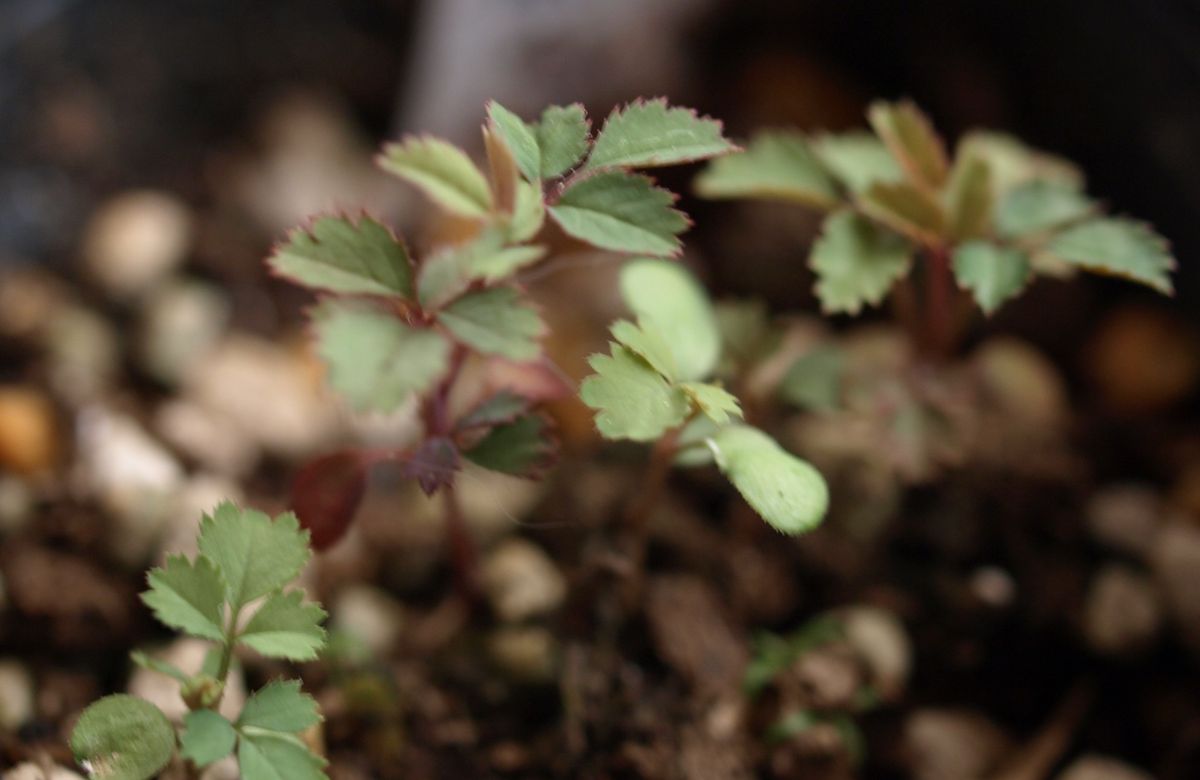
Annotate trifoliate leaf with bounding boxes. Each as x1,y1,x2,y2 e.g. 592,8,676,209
238,590,327,661
956,131,1083,200
585,98,735,170
417,231,546,308
130,651,188,683
610,319,678,380
487,101,540,182
709,425,828,534
681,382,743,424
70,695,175,780
996,181,1094,239
456,390,531,430
238,731,327,780
181,710,236,767
811,132,903,194
549,171,688,256
437,286,545,360
537,104,591,178
780,346,844,412
378,136,493,218
507,179,547,242
859,180,946,244
946,155,992,240
1045,218,1175,294
141,554,226,641
580,345,691,441
290,450,367,552
810,211,913,315
463,414,557,477
952,241,1032,314
694,131,838,207
867,100,949,188
266,215,414,298
238,680,322,733
198,502,312,609
620,258,720,381
312,301,450,412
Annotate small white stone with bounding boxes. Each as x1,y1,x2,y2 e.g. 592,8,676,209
2,763,84,780
127,638,245,723
0,659,34,730
487,626,558,682
155,399,260,477
332,585,405,657
137,278,230,386
970,566,1017,609
840,605,912,699
1057,755,1153,780
1083,565,1162,655
1151,521,1200,652
482,539,566,623
1087,484,1162,559
82,190,192,299
43,306,119,405
905,708,1013,780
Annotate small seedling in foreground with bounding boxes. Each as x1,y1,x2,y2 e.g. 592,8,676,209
70,502,328,780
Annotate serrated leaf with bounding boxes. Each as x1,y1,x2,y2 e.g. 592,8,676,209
681,382,743,424
238,731,327,780
867,100,949,188
952,241,1032,314
580,345,691,441
198,502,312,609
996,180,1094,239
181,709,236,767
291,451,367,552
549,171,688,256
811,132,903,194
507,179,547,242
312,301,450,412
238,680,322,733
859,180,946,244
620,258,720,381
610,319,678,381
585,98,735,170
141,554,226,641
780,346,844,412
694,131,838,207
483,124,519,214
238,590,327,661
709,425,828,534
463,414,557,477
487,101,540,183
956,131,1083,200
946,155,992,240
538,104,591,177
417,231,546,308
70,695,175,780
437,286,544,360
1045,218,1174,294
810,211,913,315
130,650,189,683
456,390,531,430
267,215,414,298
401,436,460,496
378,136,493,218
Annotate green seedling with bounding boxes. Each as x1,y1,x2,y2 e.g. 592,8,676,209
70,502,328,780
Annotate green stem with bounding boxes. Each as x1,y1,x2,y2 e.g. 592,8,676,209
214,604,243,698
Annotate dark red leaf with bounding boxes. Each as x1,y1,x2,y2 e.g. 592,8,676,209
291,450,368,551
402,437,460,496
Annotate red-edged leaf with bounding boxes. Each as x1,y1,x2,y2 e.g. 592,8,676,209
456,390,532,431
463,414,558,478
291,451,368,551
402,437,460,496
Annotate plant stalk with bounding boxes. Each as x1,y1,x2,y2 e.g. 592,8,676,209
921,244,957,359
443,486,479,602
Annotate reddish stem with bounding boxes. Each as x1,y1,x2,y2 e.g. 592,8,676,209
921,244,956,360
442,486,479,602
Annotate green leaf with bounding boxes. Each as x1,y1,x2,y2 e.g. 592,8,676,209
141,554,226,641
952,241,1032,314
549,171,688,256
811,133,903,194
610,319,678,381
859,180,946,244
487,101,540,182
946,155,992,240
956,131,1083,200
537,104,591,178
585,98,735,170
181,710,236,767
312,301,450,413
437,286,545,361
681,382,743,424
810,211,913,315
198,502,312,609
996,181,1094,239
378,136,493,218
709,425,828,534
417,231,546,308
238,589,327,661
619,258,720,381
70,695,175,780
715,300,775,368
507,179,547,242
580,345,691,441
867,100,949,188
1045,218,1175,294
130,650,189,683
457,391,530,430
780,346,844,412
238,680,322,733
463,414,556,477
694,131,838,207
266,215,414,298
673,414,721,468
238,731,327,780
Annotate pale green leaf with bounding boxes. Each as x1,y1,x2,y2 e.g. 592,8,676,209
238,731,327,780
610,319,677,381
585,98,735,170
130,650,188,683
956,131,1083,201
715,300,775,368
709,425,829,534
996,181,1094,239
946,155,992,240
70,695,175,780
507,179,547,242
619,258,720,381
463,414,556,477
417,231,546,308
694,131,838,207
238,590,327,661
549,171,688,256
580,345,691,441
487,101,540,182
238,680,322,733
312,301,450,412
1045,218,1175,294
198,502,311,609
952,241,1032,314
673,414,721,468
867,100,949,188
859,180,946,244
810,211,913,315
141,554,226,641
437,286,545,361
537,104,591,178
811,132,903,194
181,710,236,767
681,382,743,424
780,346,844,412
457,391,530,430
266,215,413,298
378,136,493,218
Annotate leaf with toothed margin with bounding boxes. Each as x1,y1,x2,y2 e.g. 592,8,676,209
709,425,828,535
681,382,743,424
995,181,1094,239
945,155,992,240
537,104,591,178
809,211,913,315
238,731,328,780
464,414,557,477
181,709,237,768
437,286,545,361
237,589,327,661
695,131,839,208
619,258,721,381
197,501,312,610
1044,217,1175,294
487,101,541,183
141,554,226,641
867,100,949,189
811,132,903,194
580,344,691,442
610,319,677,381
952,241,1032,314
402,437,460,495
584,98,735,170
417,231,546,309
859,180,946,244
378,136,493,218
266,214,414,298
550,171,689,256
238,680,322,733
456,390,531,431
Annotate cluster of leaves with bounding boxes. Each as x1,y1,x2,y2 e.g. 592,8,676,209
268,98,740,548
581,258,828,534
697,99,1175,316
70,503,328,780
